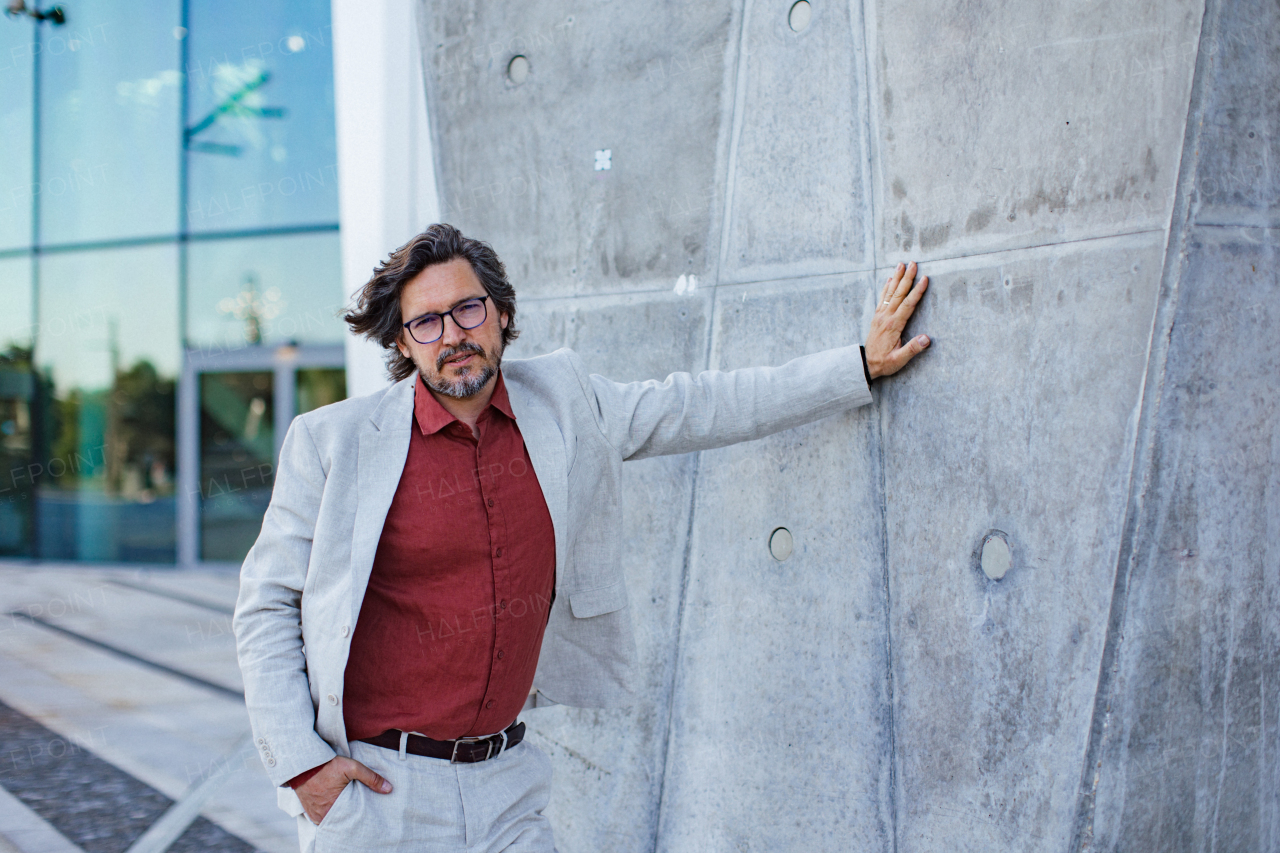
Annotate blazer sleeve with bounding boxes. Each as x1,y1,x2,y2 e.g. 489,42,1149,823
232,415,338,786
578,343,875,461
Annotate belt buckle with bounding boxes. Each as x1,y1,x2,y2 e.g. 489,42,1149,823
451,735,493,764
449,729,508,764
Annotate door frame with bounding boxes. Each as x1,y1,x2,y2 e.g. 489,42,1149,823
177,343,345,568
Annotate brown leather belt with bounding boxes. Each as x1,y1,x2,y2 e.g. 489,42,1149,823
359,721,525,763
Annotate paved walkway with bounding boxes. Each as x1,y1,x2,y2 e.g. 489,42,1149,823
0,562,297,853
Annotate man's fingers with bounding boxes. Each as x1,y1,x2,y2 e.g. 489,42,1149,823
346,759,393,794
892,335,931,370
880,263,905,304
887,261,917,305
896,274,929,314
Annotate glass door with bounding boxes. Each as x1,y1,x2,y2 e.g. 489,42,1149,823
198,370,276,561
178,344,345,566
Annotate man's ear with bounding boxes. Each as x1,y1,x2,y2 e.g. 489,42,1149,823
396,332,411,360
500,312,509,330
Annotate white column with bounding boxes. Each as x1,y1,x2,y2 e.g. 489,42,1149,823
331,0,440,398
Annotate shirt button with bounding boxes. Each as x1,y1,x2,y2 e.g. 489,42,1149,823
485,700,494,709
496,650,504,660
487,498,494,508
500,600,507,610
341,626,350,638
495,547,503,558
327,694,339,705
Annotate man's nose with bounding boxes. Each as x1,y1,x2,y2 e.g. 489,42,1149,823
440,313,468,347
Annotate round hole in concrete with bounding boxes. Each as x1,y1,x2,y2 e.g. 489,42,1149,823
788,1,812,32
507,55,530,85
769,527,794,561
980,532,1012,580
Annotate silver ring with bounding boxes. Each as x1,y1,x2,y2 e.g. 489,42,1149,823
883,300,892,305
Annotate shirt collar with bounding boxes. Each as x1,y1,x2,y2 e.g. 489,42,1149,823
413,370,515,436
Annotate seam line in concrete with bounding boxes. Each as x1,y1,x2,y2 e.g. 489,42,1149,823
1065,0,1220,849
1187,220,1280,230
6,611,245,702
517,227,1169,308
855,0,898,847
654,4,753,847
105,579,235,615
714,0,754,278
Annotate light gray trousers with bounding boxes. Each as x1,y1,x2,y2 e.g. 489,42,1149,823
297,739,557,852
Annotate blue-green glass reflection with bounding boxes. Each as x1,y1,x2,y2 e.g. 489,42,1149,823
186,0,338,232
0,254,33,353
36,245,179,562
0,18,35,251
38,1,182,245
186,231,344,349
0,256,35,556
199,369,274,562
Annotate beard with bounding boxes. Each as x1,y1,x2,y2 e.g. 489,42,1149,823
419,340,502,399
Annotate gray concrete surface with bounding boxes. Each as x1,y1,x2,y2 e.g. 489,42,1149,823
0,565,296,853
417,0,1277,851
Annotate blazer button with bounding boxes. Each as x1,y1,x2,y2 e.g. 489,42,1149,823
327,694,339,705
341,626,350,638
267,757,276,767
257,738,265,745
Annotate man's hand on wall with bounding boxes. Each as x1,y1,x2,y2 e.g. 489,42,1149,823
865,261,931,380
296,755,393,825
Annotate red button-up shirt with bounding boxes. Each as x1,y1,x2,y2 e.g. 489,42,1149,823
341,371,556,743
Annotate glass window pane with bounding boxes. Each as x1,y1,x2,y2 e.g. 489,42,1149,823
35,245,179,562
0,255,34,351
0,256,35,556
186,0,338,232
0,19,35,251
295,366,345,415
39,1,182,245
186,231,345,349
199,370,273,561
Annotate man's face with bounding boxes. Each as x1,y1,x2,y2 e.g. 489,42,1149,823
396,257,509,399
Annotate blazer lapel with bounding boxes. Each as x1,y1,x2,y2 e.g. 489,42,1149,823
503,371,569,593
349,373,416,620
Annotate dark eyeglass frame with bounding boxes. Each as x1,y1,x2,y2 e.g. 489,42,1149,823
402,295,490,345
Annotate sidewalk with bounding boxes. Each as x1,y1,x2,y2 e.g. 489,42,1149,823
0,562,297,853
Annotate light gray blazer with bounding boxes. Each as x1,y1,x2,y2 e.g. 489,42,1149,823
233,343,873,792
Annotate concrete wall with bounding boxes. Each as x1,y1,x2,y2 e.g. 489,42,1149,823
410,1,1278,850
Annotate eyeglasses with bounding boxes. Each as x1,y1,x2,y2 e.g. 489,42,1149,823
402,295,489,345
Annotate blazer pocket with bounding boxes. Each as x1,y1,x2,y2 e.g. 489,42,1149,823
568,579,628,619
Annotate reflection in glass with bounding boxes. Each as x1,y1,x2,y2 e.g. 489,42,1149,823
38,2,181,245
35,246,179,562
199,371,273,561
0,257,35,555
186,0,338,232
186,232,344,350
0,18,35,251
296,367,345,415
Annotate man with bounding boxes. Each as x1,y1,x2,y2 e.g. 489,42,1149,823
233,223,930,852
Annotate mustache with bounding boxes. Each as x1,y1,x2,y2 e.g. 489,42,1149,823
436,342,486,371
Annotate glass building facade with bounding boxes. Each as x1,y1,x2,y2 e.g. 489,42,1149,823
0,0,347,565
